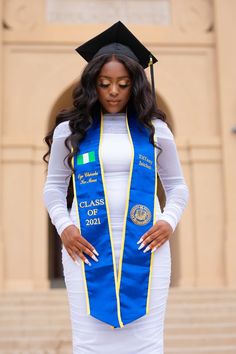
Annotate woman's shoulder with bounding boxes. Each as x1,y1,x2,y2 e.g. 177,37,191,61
53,120,71,139
151,118,174,140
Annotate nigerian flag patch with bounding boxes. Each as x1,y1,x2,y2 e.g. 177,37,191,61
77,151,95,165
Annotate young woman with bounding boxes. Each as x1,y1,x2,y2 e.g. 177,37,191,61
43,21,189,354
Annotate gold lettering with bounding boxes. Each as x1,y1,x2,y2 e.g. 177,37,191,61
139,160,151,170
79,199,105,208
78,171,98,184
84,171,98,177
88,177,97,183
139,154,152,165
79,201,86,208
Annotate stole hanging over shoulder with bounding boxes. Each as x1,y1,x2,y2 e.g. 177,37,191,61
72,108,158,328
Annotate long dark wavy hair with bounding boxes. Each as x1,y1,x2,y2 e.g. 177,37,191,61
43,53,167,173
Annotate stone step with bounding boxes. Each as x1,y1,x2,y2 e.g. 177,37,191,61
0,288,235,353
1,333,236,348
1,349,236,354
1,307,235,316
0,287,236,296
1,322,236,338
0,337,71,350
1,291,235,305
1,337,236,352
165,346,236,354
0,318,235,332
0,295,236,306
1,315,235,326
0,352,71,354
165,333,236,347
168,288,236,293
1,311,236,323
1,288,236,296
0,318,71,326
1,300,235,310
1,294,235,304
165,315,236,324
0,327,72,338
166,322,236,335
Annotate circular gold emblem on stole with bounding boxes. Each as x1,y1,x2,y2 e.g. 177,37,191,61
130,204,152,225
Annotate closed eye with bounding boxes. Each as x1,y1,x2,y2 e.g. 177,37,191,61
97,83,130,89
119,84,130,88
97,83,110,88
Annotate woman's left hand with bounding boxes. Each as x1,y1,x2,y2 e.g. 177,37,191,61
137,220,173,253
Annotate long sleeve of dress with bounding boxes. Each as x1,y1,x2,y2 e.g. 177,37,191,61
153,119,189,232
43,118,189,237
43,121,74,236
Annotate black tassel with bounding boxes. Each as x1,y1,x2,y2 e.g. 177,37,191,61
149,55,157,105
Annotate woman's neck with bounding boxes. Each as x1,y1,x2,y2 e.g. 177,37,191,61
103,112,125,115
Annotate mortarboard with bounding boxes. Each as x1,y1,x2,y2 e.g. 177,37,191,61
75,21,158,99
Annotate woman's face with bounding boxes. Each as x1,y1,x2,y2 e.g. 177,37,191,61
96,59,132,114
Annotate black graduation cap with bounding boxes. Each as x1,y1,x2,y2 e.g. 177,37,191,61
75,21,158,98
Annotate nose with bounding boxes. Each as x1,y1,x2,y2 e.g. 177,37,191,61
110,83,119,96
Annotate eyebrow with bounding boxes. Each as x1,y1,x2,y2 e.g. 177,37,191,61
98,75,130,79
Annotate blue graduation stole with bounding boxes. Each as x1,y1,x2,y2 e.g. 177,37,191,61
72,109,157,328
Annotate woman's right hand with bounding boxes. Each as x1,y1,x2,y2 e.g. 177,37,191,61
61,225,99,266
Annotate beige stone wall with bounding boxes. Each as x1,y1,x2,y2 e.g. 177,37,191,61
0,0,235,291
214,0,236,287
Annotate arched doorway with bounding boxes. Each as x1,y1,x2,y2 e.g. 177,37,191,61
47,85,181,287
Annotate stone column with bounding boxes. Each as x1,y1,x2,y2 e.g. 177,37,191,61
214,0,236,287
177,141,195,287
190,139,225,287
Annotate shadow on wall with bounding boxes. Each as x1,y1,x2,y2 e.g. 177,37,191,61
47,84,181,287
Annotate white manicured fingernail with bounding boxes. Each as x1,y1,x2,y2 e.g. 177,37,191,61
84,258,91,266
92,254,99,262
151,247,157,253
143,245,150,253
93,248,99,256
137,238,143,245
74,260,80,266
138,242,145,250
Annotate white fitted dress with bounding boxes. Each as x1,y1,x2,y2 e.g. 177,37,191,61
43,113,189,354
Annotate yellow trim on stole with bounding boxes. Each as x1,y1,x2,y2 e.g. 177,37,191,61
71,147,91,316
146,133,158,314
117,111,135,293
71,115,157,325
98,112,124,329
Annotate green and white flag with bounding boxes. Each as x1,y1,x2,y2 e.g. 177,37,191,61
77,151,95,165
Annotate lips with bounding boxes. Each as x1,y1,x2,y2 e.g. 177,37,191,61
107,100,120,103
